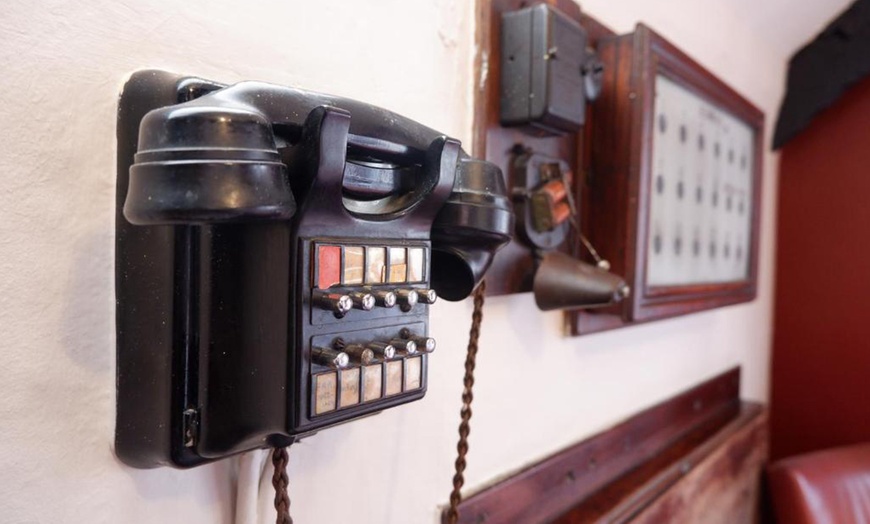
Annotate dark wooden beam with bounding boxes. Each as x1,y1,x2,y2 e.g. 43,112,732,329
556,403,765,523
441,367,747,524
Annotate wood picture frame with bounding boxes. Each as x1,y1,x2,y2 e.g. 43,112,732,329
570,23,765,335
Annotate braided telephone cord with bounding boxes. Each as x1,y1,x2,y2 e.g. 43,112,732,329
445,280,487,524
272,447,293,524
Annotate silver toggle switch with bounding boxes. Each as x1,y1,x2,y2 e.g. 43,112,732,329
417,289,438,305
368,289,397,308
313,290,353,318
349,291,375,311
395,289,419,312
390,338,418,355
311,347,350,368
367,341,396,360
343,344,376,365
409,336,436,353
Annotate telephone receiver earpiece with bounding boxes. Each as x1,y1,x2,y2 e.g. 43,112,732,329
124,102,297,225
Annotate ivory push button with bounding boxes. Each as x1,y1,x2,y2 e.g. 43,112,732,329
405,356,422,390
348,291,375,311
395,289,419,312
388,247,407,283
343,246,364,285
362,364,383,402
313,290,353,318
339,368,360,408
313,372,337,415
311,347,350,369
385,360,403,396
408,247,425,282
365,247,386,284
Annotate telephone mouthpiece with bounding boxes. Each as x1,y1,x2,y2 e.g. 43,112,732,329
431,156,513,301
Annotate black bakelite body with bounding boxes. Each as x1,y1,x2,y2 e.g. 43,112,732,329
115,71,512,468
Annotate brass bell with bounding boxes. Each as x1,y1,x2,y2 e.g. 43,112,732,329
533,251,630,311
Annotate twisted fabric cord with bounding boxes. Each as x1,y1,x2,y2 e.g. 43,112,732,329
272,447,293,524
446,280,487,523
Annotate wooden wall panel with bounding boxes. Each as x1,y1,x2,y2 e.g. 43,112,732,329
442,368,769,524
771,73,870,460
627,411,767,524
555,404,765,524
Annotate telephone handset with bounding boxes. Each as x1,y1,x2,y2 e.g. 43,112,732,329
115,71,512,468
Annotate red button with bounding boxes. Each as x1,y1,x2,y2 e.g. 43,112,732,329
317,245,341,289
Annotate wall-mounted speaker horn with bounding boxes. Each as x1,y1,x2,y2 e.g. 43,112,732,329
533,251,629,311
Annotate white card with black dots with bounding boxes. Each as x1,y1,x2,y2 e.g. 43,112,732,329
647,74,754,286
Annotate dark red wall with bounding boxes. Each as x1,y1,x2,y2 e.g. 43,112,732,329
771,75,870,461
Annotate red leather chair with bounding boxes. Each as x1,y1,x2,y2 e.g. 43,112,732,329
768,443,870,524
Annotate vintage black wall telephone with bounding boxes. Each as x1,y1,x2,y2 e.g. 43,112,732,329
115,70,512,468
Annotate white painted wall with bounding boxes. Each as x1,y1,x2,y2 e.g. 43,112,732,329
0,0,831,522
